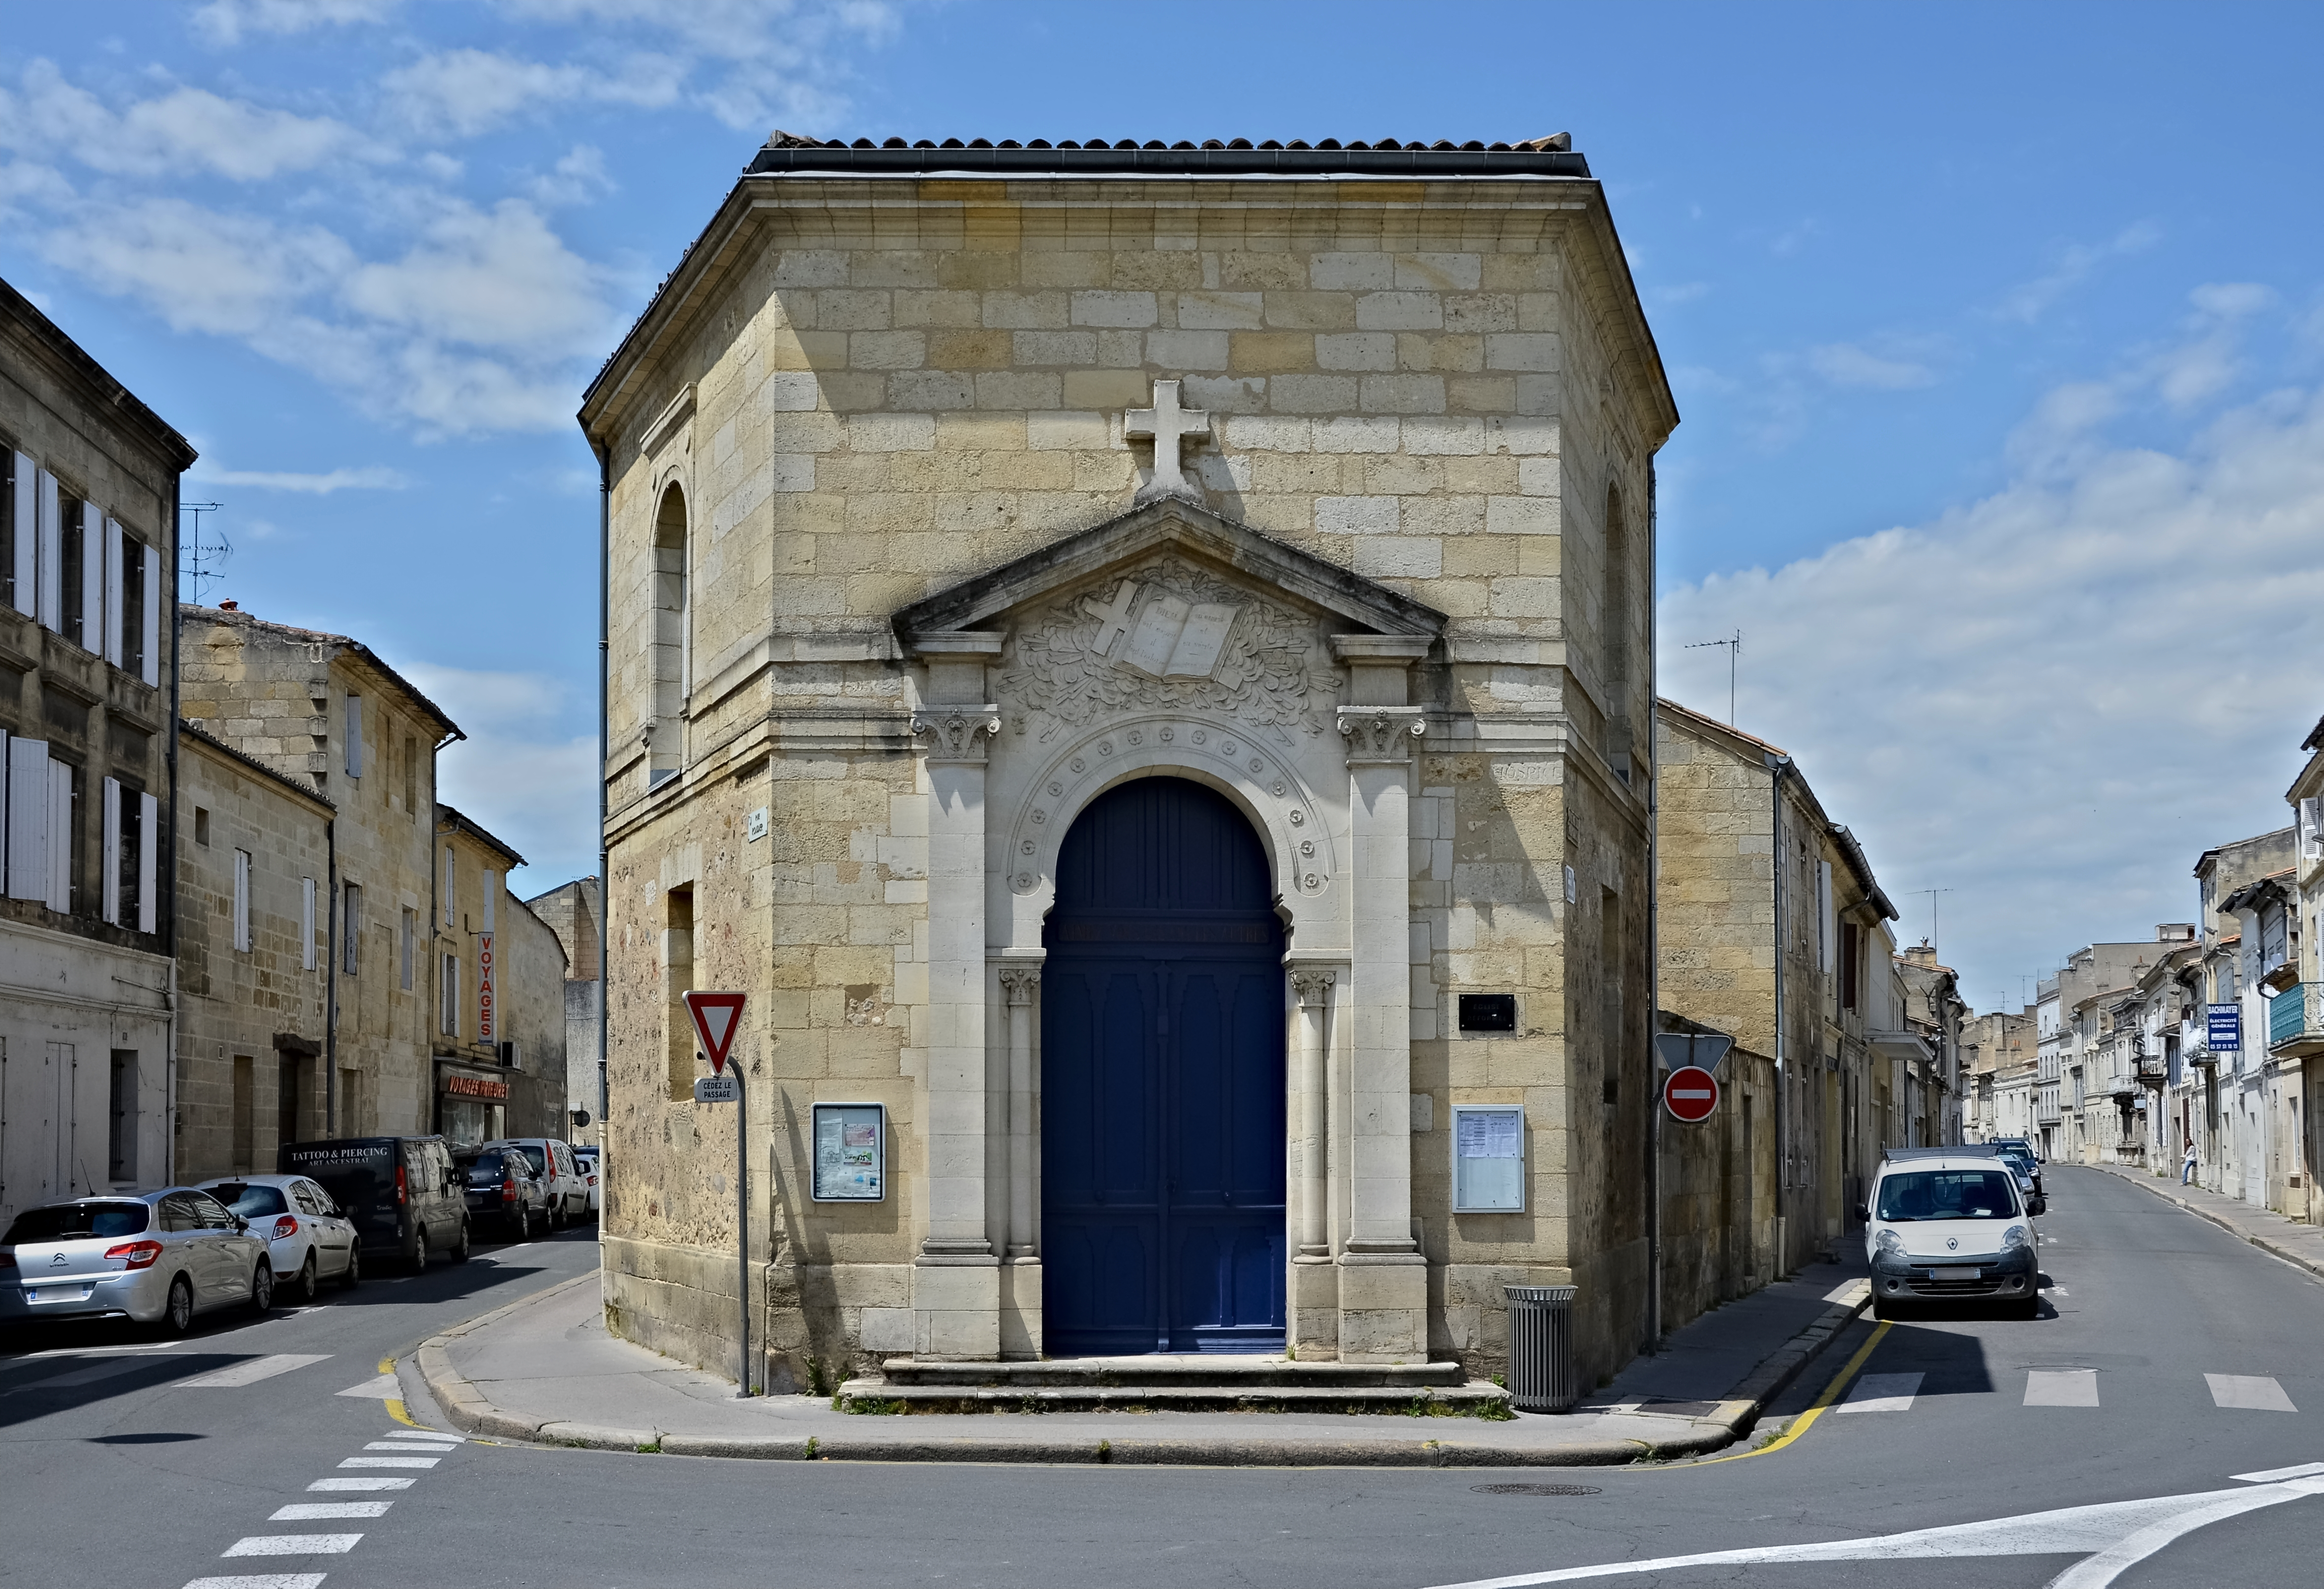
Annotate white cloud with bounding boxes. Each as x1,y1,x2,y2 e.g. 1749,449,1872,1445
526,143,613,206
1806,342,1938,391
188,464,408,493
0,62,363,181
1658,343,2324,1007
1992,220,2163,324
406,662,595,883
380,48,682,138
192,0,398,44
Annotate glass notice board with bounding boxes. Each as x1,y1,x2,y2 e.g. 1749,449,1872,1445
1451,1105,1525,1212
811,1102,886,1202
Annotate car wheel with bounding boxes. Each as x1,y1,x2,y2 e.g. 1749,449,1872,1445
294,1253,318,1307
339,1246,362,1290
515,1204,532,1242
411,1227,429,1273
163,1274,196,1336
249,1261,275,1315
451,1220,470,1264
548,1197,565,1231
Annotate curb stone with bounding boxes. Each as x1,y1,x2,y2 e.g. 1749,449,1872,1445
405,1271,1868,1466
2093,1164,2324,1283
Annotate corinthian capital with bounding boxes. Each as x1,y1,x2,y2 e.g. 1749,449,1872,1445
1290,967,1337,1007
1337,706,1426,764
998,966,1041,1004
911,705,1002,763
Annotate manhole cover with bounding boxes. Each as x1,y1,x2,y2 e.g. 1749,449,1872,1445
1470,1483,1602,1496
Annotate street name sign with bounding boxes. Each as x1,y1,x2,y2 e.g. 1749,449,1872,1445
1654,1032,1735,1074
683,990,747,1072
1664,1065,1720,1123
694,1074,740,1104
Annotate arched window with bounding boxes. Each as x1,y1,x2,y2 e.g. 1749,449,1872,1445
649,483,687,786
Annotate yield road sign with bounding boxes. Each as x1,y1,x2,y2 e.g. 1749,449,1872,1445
1664,1065,1720,1123
694,1074,740,1104
683,990,747,1073
1654,1032,1735,1073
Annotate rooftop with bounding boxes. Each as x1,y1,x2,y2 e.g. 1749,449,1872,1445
746,131,1588,180
182,602,461,739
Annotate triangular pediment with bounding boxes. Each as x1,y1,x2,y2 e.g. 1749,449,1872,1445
891,497,1446,647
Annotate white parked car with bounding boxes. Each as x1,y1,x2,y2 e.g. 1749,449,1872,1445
198,1175,362,1303
572,1145,601,1218
0,1189,273,1334
1865,1146,2044,1320
478,1139,589,1226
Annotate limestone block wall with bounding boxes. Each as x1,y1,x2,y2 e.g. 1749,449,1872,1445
174,730,331,1179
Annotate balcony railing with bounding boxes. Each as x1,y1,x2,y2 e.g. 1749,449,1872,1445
2268,984,2324,1054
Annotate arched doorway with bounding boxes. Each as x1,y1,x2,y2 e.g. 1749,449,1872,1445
1041,776,1287,1354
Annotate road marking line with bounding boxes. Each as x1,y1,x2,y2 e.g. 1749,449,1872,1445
337,1456,437,1469
8,1357,166,1393
336,1373,400,1399
364,1440,454,1452
2025,1369,2100,1406
308,1477,414,1492
221,1534,362,1557
181,1575,328,1589
383,1430,463,1441
271,1502,390,1521
179,1354,333,1389
1834,1371,1923,1414
1676,1319,1893,1467
2233,1460,2324,1482
2206,1373,2297,1412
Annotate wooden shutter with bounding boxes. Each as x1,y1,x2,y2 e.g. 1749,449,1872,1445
9,453,31,616
302,876,316,970
233,849,251,952
78,499,102,653
102,517,124,666
4,736,41,901
443,846,455,926
101,776,121,925
137,792,156,934
35,469,60,632
47,758,70,911
140,541,160,686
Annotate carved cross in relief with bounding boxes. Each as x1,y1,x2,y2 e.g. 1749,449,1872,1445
1125,378,1210,505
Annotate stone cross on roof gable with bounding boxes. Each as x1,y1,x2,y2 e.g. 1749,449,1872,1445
1125,378,1209,506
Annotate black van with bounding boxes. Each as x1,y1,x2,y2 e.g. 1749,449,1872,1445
278,1137,470,1270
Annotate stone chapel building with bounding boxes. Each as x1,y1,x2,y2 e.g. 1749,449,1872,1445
581,134,1676,1390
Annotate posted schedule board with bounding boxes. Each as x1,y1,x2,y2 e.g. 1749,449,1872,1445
1451,1105,1525,1212
811,1103,886,1202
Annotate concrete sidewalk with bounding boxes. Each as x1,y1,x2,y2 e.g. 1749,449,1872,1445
2090,1161,2324,1281
402,1266,1870,1468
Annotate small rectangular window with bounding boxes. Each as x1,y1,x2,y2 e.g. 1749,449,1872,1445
403,736,417,818
194,806,211,846
344,694,363,778
233,848,252,952
119,527,145,678
108,1050,137,1183
440,952,460,1037
0,442,16,613
442,845,455,926
341,882,362,974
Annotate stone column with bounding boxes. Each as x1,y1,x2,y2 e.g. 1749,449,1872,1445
999,966,1040,1258
1332,633,1433,1362
1291,968,1336,1260
908,631,1005,1360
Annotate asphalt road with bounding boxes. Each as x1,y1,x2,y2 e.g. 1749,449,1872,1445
4,1166,2321,1589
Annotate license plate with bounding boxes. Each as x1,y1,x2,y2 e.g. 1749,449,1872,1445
1930,1266,1979,1281
30,1285,93,1304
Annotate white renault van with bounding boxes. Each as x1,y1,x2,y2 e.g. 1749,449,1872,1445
1864,1145,2044,1320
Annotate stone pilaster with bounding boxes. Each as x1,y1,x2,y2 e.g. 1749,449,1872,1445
1288,963,1341,1359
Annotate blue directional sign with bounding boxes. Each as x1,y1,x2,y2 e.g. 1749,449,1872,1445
2206,1004,2241,1053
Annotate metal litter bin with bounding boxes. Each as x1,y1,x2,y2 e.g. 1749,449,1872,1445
1504,1284,1579,1413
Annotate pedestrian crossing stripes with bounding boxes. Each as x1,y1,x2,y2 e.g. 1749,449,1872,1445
182,1576,327,1589
1835,1372,1924,1414
338,1454,438,1468
180,1355,333,1389
2208,1373,2298,1411
1824,1368,2299,1413
2023,1369,2100,1406
271,1502,390,1521
308,1476,414,1492
220,1535,362,1557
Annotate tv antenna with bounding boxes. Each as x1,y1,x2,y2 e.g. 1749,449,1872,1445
1685,629,1741,724
181,501,230,603
1911,887,1956,955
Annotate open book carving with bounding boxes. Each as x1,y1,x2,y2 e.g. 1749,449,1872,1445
1082,580,1242,680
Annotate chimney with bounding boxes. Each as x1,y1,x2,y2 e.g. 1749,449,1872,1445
1901,941,1939,969
2157,923,2195,943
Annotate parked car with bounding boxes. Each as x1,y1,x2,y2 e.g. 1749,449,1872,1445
279,1137,469,1271
457,1147,552,1240
197,1175,362,1303
1865,1145,2043,1320
572,1145,601,1218
478,1138,588,1226
1991,1137,2044,1195
0,1189,273,1335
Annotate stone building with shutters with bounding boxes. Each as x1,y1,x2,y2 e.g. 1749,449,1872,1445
0,279,187,1227
581,133,1674,1391
431,804,568,1146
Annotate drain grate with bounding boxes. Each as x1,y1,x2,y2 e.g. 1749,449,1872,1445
1470,1483,1602,1496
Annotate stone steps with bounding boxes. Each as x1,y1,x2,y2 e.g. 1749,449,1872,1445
838,1355,1509,1415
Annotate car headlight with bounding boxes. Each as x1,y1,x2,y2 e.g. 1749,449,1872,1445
1875,1229,1904,1258
2002,1225,2031,1251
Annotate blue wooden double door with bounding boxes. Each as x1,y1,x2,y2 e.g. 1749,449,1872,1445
1041,777,1288,1355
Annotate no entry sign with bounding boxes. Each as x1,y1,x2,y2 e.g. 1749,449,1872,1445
1664,1065,1720,1123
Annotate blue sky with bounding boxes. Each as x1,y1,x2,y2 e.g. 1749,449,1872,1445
4,1,2321,1006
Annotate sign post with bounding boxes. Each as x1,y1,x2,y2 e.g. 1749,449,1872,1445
683,991,751,1397
1663,1065,1721,1124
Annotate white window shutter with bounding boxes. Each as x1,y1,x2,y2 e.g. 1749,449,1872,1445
302,876,316,970
78,499,101,652
101,776,120,925
443,846,455,926
1817,860,1835,975
136,792,156,934
233,849,251,953
0,727,8,895
9,454,32,617
6,736,44,901
102,516,124,666
139,541,159,686
2302,797,2323,863
47,757,70,912
35,469,60,633
345,695,362,777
